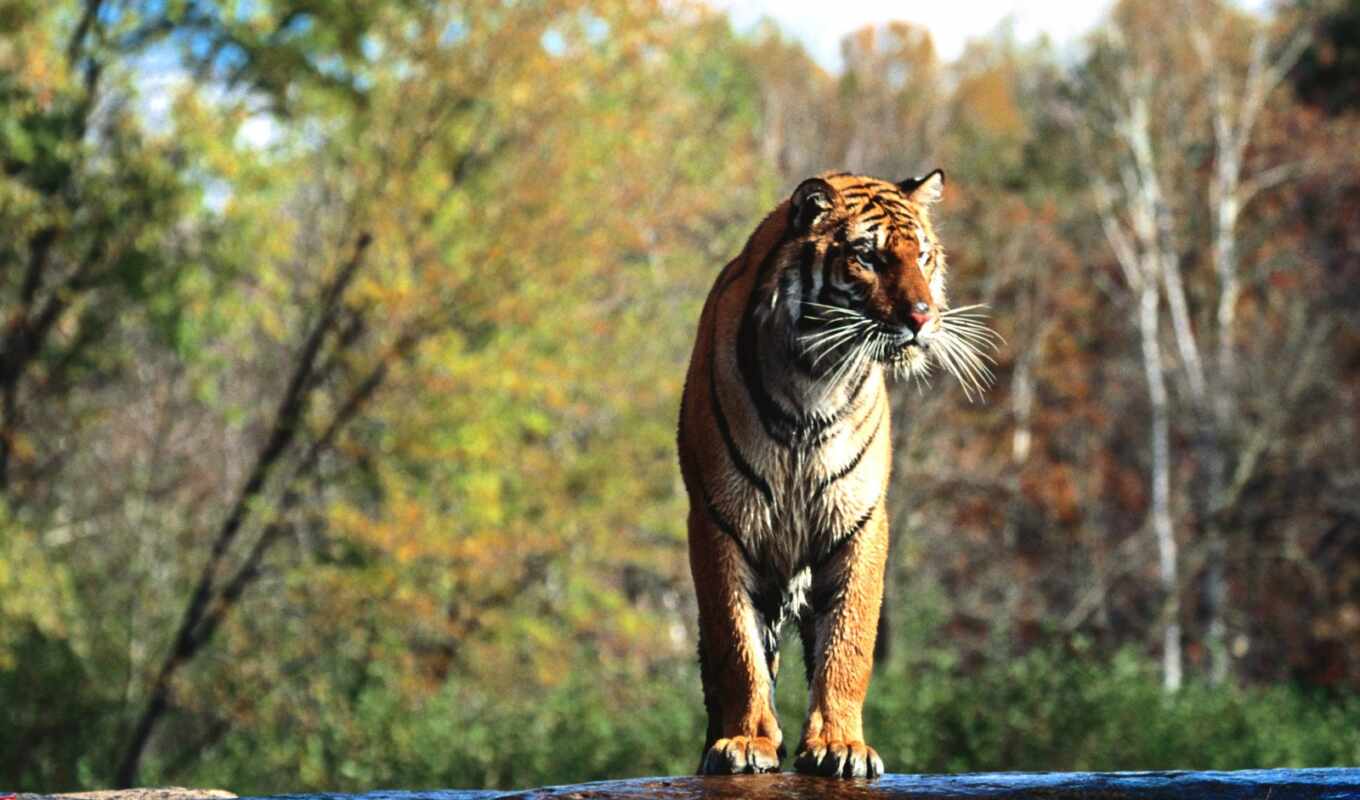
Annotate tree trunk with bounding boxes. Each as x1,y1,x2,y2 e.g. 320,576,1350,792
1204,152,1241,687
1138,283,1181,692
114,234,373,787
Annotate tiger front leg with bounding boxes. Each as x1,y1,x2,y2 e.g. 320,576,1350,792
689,511,783,775
795,510,888,779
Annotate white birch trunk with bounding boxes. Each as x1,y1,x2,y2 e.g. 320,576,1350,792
1194,21,1310,685
1138,282,1182,693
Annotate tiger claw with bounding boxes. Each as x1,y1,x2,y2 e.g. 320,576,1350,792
795,738,882,779
700,736,781,775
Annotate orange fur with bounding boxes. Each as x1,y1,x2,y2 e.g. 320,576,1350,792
678,171,956,778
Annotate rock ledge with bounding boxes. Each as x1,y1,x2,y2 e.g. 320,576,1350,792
15,768,1360,800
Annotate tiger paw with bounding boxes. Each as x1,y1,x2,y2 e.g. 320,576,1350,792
794,738,883,778
700,735,782,774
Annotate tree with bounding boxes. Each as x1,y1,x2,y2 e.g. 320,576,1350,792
106,0,772,785
1070,4,1195,690
0,0,396,502
1071,0,1332,689
1186,3,1311,684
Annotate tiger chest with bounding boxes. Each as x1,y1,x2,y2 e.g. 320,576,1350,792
720,404,889,583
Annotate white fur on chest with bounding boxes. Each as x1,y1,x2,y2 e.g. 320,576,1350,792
713,369,887,580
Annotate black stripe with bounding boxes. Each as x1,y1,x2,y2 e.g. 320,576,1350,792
849,389,884,433
806,365,875,446
808,580,842,615
843,364,875,411
878,197,912,215
752,585,783,627
708,350,774,504
701,483,760,570
798,242,817,306
862,195,896,220
812,500,878,571
791,318,822,375
787,362,874,445
820,285,851,308
765,355,873,445
736,240,805,446
789,341,876,430
731,231,872,448
812,404,884,500
818,244,839,306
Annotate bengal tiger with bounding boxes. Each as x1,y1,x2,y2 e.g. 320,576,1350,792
676,170,997,778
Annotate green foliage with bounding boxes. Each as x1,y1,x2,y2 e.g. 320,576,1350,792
0,624,122,788
0,518,121,786
144,629,1360,792
864,644,1360,774
178,656,707,792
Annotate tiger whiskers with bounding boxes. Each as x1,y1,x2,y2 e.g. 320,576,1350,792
801,320,872,369
909,356,934,394
797,303,879,390
826,327,873,392
795,302,1002,402
797,302,874,372
927,305,1003,402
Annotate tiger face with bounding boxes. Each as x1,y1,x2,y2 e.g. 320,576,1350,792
778,170,997,399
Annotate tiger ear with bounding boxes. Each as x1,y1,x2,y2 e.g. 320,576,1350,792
898,169,945,206
790,177,837,233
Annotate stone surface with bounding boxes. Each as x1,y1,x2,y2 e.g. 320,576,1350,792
492,769,1360,799
15,770,1360,800
15,789,235,800
243,769,1360,799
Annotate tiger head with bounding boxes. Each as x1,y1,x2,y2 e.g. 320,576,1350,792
775,170,998,399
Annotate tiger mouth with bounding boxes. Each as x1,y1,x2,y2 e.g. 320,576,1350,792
883,330,925,360
886,339,929,366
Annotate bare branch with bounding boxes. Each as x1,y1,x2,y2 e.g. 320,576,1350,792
66,0,105,65
114,231,373,788
1238,161,1307,206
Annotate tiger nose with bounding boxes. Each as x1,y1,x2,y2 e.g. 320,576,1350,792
905,301,933,332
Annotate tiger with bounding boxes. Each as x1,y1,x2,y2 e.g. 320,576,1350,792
676,170,997,779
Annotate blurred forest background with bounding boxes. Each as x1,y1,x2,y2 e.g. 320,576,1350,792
2,0,1359,792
